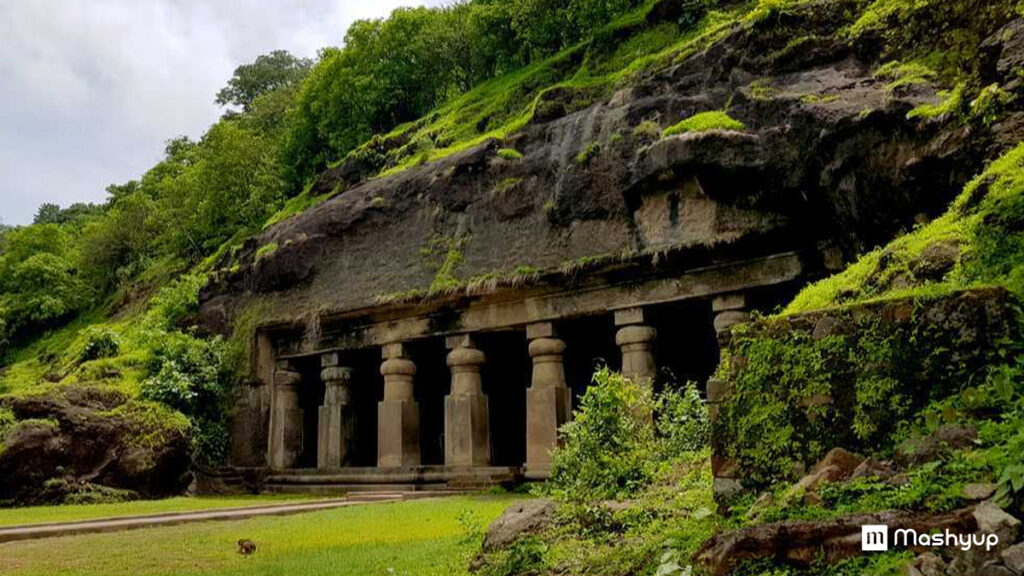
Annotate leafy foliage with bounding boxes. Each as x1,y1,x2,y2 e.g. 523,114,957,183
547,369,710,502
215,50,312,112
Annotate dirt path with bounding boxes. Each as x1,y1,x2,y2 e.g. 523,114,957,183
0,492,450,543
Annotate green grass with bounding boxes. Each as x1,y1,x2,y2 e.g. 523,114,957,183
663,110,745,136
0,495,322,528
0,495,518,576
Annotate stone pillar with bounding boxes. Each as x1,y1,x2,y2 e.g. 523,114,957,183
317,353,354,470
378,343,421,468
712,293,750,342
525,323,571,479
710,292,749,499
269,361,303,469
614,308,657,383
444,335,490,467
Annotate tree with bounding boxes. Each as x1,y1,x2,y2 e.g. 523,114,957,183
215,50,312,112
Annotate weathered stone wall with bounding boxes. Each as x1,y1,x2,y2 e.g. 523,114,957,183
710,287,1024,494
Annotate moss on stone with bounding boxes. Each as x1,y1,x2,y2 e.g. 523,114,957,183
663,111,745,136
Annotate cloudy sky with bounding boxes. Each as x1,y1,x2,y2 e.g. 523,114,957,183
0,0,444,226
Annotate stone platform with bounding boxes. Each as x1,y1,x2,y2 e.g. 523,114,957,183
264,466,522,494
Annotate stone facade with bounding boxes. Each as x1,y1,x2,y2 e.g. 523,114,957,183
233,252,807,490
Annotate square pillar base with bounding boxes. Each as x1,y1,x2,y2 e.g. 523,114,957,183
269,407,303,469
525,386,570,470
378,400,420,468
445,394,490,466
318,405,351,469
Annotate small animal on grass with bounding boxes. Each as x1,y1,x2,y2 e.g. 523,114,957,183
237,539,257,555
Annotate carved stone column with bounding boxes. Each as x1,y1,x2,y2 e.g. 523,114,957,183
269,361,303,469
378,343,421,468
614,308,657,383
525,323,571,479
710,292,749,498
712,293,750,341
318,353,354,470
444,335,490,467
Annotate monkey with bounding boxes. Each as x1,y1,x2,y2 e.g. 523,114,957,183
237,539,257,555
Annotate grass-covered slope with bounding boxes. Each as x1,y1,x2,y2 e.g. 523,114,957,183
787,142,1024,313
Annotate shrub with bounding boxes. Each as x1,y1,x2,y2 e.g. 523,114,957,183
663,111,744,136
141,332,233,465
79,328,120,362
548,368,657,501
657,381,710,458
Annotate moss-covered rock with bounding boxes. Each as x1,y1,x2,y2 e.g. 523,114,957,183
0,385,190,505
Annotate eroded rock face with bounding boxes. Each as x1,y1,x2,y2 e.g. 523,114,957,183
198,4,1023,334
0,387,190,505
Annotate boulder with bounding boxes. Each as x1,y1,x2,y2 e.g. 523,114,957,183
1001,541,1024,573
482,499,556,552
973,501,1021,551
784,448,864,502
0,386,191,505
694,508,978,575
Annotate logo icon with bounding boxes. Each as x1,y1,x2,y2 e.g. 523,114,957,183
862,525,888,551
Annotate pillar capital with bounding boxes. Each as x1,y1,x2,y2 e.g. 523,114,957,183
615,325,657,347
380,357,417,377
447,346,485,370
528,337,566,359
273,366,302,388
320,366,352,384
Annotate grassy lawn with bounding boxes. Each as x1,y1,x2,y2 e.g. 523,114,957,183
0,494,518,576
0,495,325,528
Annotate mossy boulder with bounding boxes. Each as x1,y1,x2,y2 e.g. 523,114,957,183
0,385,191,505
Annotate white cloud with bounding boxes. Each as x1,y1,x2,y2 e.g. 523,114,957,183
0,0,446,225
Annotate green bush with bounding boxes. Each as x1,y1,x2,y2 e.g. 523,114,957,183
141,332,233,465
657,381,710,457
79,328,120,362
548,369,657,501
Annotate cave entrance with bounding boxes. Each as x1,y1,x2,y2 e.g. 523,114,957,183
646,299,718,396
477,330,530,467
291,355,324,469
344,347,384,467
290,348,382,469
406,338,449,466
561,314,621,404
